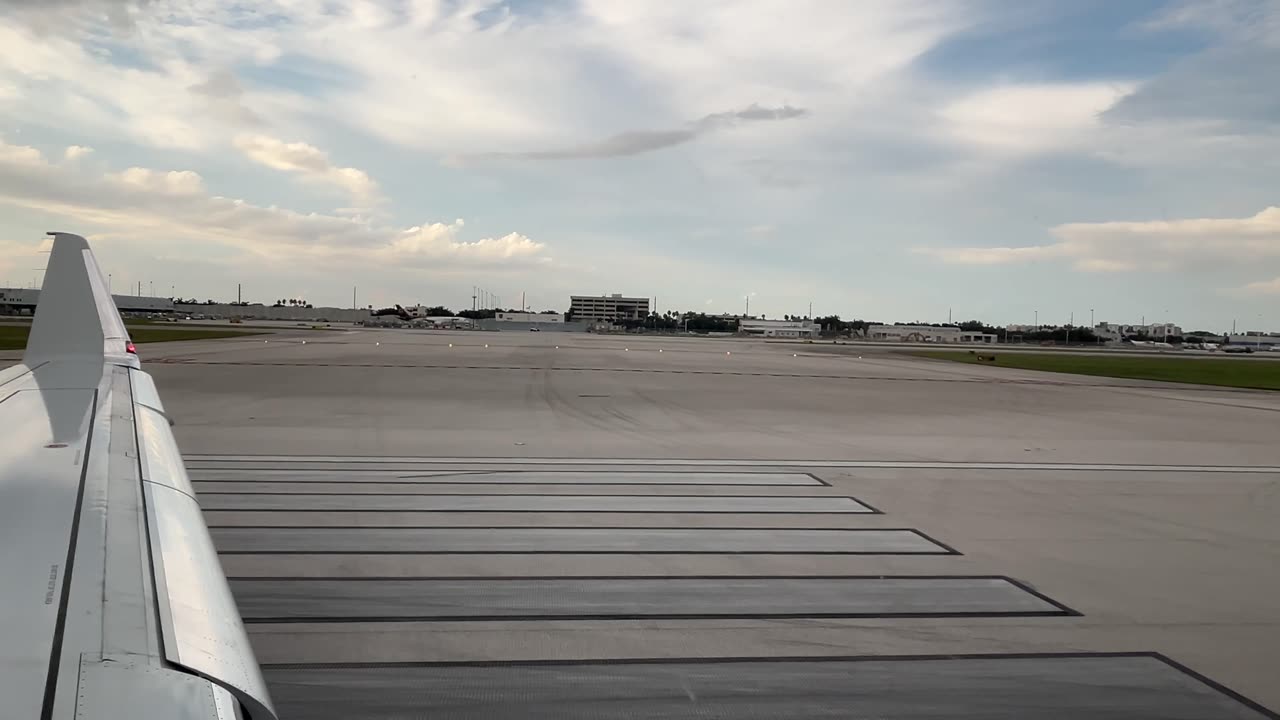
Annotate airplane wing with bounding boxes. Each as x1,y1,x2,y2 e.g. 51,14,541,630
0,233,276,720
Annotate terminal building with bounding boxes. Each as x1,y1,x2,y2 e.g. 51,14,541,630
1093,322,1185,341
738,318,819,338
495,311,564,324
569,294,650,323
869,325,995,344
1,287,175,315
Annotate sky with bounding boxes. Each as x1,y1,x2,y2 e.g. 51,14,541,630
0,0,1277,331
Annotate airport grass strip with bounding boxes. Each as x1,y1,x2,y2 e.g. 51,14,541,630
0,325,264,350
908,350,1280,391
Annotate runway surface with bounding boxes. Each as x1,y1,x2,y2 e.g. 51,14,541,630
74,329,1280,716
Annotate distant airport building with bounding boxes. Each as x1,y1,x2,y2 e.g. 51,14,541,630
738,318,819,338
1144,322,1183,338
1225,332,1280,349
495,311,564,324
1,287,174,315
1094,322,1184,341
174,303,369,322
1092,323,1129,341
569,294,650,323
870,325,995,344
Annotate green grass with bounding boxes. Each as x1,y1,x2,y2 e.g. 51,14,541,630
130,328,265,343
907,350,1280,390
0,325,263,350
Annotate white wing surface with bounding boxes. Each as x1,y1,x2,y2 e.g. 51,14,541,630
0,233,276,720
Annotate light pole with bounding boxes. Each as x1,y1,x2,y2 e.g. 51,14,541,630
1034,309,1038,329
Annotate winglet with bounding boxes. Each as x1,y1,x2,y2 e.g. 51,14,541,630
24,232,132,365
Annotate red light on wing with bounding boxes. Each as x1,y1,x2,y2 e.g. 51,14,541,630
126,341,137,354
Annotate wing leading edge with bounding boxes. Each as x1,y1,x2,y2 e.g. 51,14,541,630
0,233,276,720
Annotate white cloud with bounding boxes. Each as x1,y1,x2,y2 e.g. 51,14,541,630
915,206,1280,271
389,220,545,262
234,134,379,200
107,167,205,195
0,140,44,165
1238,276,1280,295
0,6,296,151
577,1,961,117
915,245,1063,265
0,1,962,157
940,82,1135,155
63,145,94,161
0,136,547,270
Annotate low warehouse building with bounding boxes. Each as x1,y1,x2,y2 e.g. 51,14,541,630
869,325,995,344
495,312,564,324
2,287,174,315
738,319,819,338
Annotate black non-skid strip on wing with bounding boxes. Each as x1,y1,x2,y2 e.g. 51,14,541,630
230,575,1077,623
257,653,1280,720
210,527,958,555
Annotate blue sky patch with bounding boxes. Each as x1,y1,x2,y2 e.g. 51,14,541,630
917,0,1208,84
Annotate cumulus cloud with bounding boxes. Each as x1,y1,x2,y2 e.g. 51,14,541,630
234,134,379,200
915,206,1280,272
479,103,808,161
389,220,545,261
0,141,44,165
107,167,205,194
0,136,546,269
63,145,93,161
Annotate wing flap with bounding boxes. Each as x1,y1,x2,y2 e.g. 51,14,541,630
138,381,277,720
76,657,241,720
